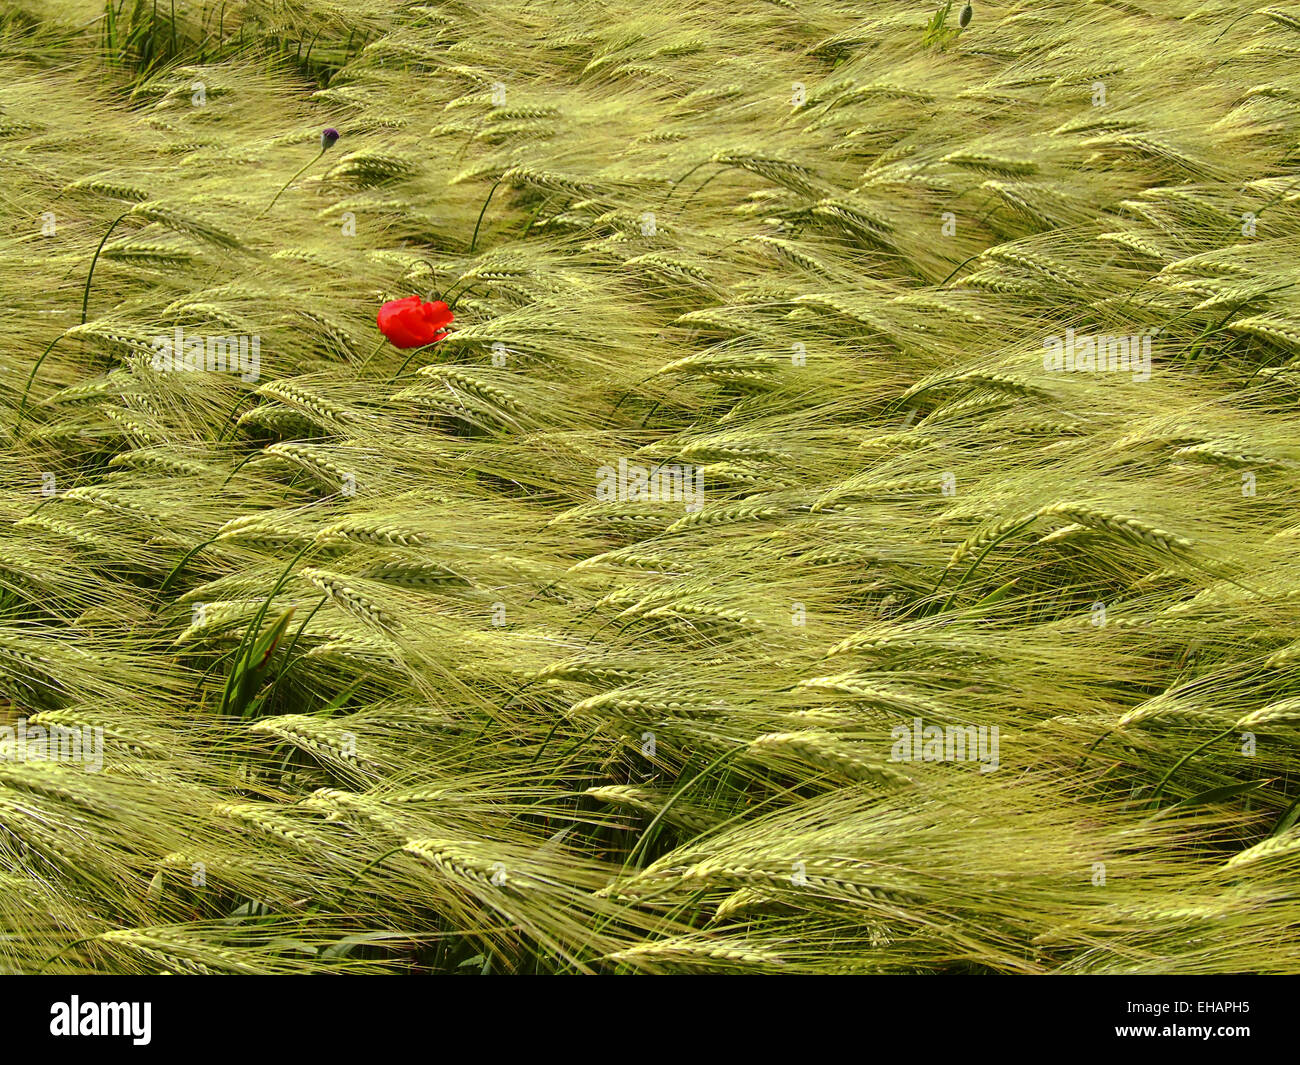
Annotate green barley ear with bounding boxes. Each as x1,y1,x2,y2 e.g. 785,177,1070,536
11,0,1300,978
128,202,243,250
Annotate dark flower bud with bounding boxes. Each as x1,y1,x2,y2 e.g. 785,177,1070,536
321,128,340,150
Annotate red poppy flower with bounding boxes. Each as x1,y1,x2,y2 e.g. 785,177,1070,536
376,296,453,348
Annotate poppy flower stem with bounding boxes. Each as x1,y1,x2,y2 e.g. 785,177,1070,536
677,166,732,211
220,449,263,487
81,210,132,325
664,160,715,202
158,532,223,595
936,249,986,288
215,391,261,443
257,147,327,220
519,194,557,239
391,342,436,381
469,177,504,254
419,260,442,303
1149,727,1238,805
444,281,480,311
356,336,389,373
611,371,659,412
13,332,65,439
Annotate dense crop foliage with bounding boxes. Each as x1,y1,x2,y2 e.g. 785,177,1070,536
2,0,1300,973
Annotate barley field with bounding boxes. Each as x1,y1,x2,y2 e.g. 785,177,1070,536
2,0,1300,975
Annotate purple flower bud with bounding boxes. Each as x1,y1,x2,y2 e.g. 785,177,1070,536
321,128,340,150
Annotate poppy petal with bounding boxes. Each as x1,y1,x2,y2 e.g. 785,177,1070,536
377,296,454,348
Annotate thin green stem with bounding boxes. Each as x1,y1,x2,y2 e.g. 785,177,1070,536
257,147,327,220
469,177,504,254
82,211,131,325
1149,727,1236,806
14,333,66,439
